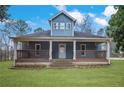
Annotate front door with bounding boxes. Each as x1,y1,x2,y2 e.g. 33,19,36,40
59,44,66,59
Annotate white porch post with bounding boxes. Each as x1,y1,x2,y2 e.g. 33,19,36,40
13,41,17,66
73,40,76,60
106,41,110,64
49,40,52,60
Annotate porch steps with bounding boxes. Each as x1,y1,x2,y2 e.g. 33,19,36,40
49,59,73,68
50,61,74,68
52,59,73,62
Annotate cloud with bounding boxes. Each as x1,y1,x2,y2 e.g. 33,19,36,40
53,6,109,28
103,6,118,17
88,13,95,18
53,5,67,11
94,18,108,26
53,6,85,24
68,10,85,24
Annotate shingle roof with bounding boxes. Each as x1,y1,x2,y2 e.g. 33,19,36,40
16,30,51,38
74,31,106,38
15,30,106,38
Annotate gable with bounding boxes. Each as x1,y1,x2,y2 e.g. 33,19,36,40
52,13,73,23
52,13,75,22
49,11,76,23
49,11,76,36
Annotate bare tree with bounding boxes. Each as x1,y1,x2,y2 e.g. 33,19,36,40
97,28,106,37
4,19,31,36
75,15,94,34
0,19,31,61
0,27,12,60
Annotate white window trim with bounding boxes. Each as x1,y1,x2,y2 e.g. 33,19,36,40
53,22,59,30
80,44,86,56
51,21,53,36
60,22,65,30
35,44,41,56
66,23,71,30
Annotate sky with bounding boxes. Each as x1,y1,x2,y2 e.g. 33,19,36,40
5,5,118,33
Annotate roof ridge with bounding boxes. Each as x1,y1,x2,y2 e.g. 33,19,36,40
49,10,76,22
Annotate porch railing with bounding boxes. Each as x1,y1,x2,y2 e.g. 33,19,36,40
17,50,49,59
17,50,106,59
76,50,106,58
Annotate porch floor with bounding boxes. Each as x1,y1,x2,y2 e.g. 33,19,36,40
15,58,109,67
74,58,107,62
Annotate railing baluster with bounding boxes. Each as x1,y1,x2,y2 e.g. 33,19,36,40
76,50,106,58
17,50,106,59
17,50,49,59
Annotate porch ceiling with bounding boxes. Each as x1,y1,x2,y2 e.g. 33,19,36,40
12,37,111,42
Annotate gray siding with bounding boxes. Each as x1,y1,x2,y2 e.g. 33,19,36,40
76,42,96,58
27,41,49,50
22,41,97,59
52,13,74,36
52,42,73,59
66,42,73,59
22,41,49,58
22,42,29,49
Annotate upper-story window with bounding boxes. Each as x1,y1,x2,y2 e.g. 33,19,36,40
60,23,65,30
53,22,59,29
66,23,71,30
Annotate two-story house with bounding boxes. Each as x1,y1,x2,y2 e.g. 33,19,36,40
12,11,111,68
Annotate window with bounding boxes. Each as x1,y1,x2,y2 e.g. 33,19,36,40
66,23,71,30
17,42,22,50
80,44,86,56
60,23,65,30
53,22,59,29
35,44,41,56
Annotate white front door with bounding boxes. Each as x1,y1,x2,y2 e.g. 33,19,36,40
59,44,66,59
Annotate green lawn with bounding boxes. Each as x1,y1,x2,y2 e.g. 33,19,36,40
0,60,124,87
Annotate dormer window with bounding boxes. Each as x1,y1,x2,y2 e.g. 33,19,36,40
53,22,59,29
60,23,65,30
66,23,71,30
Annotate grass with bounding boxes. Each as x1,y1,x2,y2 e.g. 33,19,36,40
0,60,124,87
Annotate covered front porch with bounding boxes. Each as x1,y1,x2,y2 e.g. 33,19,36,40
13,37,111,67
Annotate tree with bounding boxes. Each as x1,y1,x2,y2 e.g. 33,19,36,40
75,15,93,33
34,27,44,32
1,19,31,45
0,19,31,49
0,5,10,60
3,19,31,36
0,5,10,22
97,28,106,36
107,6,124,52
82,15,92,33
0,19,31,60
